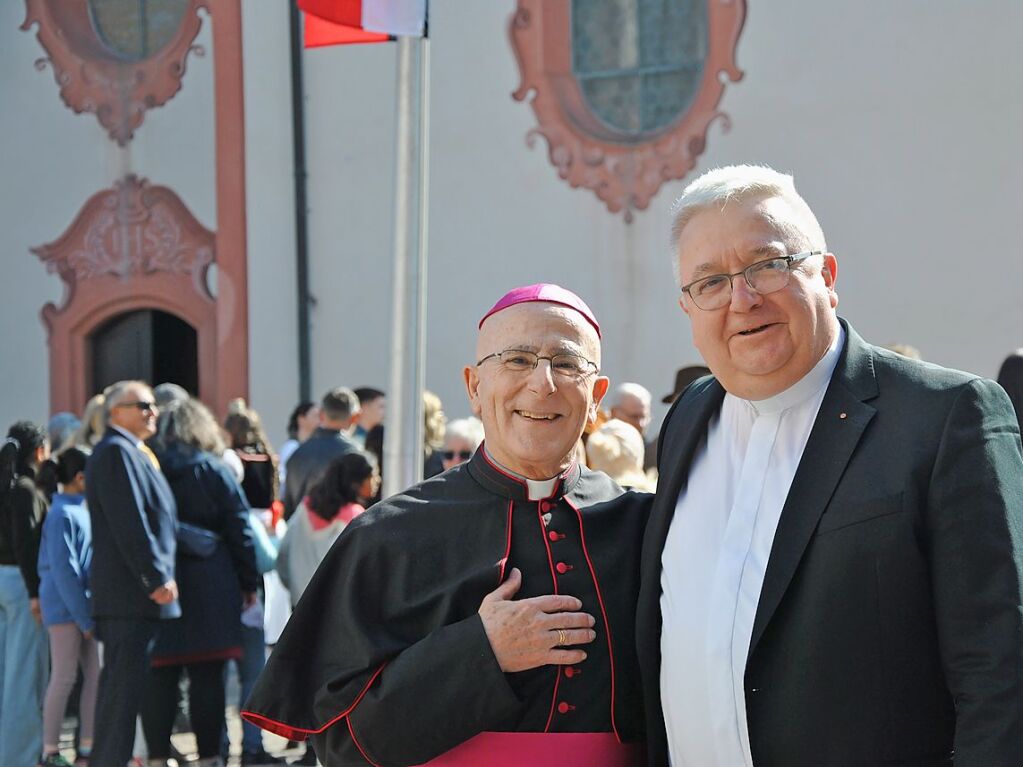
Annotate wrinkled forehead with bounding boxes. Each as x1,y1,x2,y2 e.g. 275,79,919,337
477,302,601,359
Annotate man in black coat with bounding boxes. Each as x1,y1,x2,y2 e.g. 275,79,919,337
638,165,1023,766
245,284,649,767
281,387,361,520
87,380,179,767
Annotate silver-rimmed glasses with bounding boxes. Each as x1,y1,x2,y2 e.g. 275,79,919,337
476,349,599,380
680,250,823,311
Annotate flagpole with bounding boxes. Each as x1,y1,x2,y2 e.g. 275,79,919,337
383,35,430,498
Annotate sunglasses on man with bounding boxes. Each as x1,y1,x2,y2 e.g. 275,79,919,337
442,449,473,461
114,400,157,413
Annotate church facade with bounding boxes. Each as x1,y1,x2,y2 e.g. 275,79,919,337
1,1,1019,444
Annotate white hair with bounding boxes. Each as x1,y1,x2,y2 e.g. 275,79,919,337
606,382,652,410
669,164,828,289
444,417,485,451
103,380,151,423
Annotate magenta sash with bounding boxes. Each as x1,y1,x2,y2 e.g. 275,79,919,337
417,732,645,767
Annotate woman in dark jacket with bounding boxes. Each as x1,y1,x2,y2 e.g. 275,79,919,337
0,421,50,767
144,398,260,767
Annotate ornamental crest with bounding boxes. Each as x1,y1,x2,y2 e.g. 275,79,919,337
509,0,746,221
21,0,207,145
32,175,215,300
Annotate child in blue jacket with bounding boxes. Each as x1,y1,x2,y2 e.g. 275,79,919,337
37,447,98,767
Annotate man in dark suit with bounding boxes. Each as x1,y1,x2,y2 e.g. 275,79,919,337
638,165,1023,766
282,387,361,520
87,380,179,767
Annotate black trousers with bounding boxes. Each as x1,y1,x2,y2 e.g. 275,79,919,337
141,660,227,759
91,617,160,767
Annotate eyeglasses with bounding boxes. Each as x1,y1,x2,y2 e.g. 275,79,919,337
442,449,473,461
476,349,600,380
114,401,157,413
680,250,822,311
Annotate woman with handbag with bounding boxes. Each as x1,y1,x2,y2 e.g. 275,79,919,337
144,398,260,767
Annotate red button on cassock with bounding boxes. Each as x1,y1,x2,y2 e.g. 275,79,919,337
555,562,573,574
557,702,575,714
548,530,565,542
540,500,554,512
564,667,580,678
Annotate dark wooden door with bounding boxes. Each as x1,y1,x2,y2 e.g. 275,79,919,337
91,309,198,395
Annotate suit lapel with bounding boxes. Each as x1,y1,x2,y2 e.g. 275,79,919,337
637,378,725,661
748,324,879,656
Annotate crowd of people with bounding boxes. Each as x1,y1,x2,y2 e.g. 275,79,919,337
0,379,499,767
2,164,1023,767
2,363,678,766
2,351,1022,767
243,165,1023,767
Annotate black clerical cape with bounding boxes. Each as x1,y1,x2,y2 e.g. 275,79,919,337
243,448,649,766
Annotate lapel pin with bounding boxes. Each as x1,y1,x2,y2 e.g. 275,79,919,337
839,413,848,419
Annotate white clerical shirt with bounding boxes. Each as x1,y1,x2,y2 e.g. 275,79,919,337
660,328,843,767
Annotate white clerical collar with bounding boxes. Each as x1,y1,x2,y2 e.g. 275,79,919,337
484,447,560,500
741,325,845,416
111,424,145,448
525,477,558,501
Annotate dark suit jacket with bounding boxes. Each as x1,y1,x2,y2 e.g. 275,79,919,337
86,428,180,620
282,427,359,520
637,322,1023,767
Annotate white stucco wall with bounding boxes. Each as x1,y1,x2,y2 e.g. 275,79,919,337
298,0,1023,433
241,1,300,448
1,0,1020,451
0,3,214,433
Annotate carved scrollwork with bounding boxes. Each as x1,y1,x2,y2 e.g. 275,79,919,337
509,0,746,221
21,0,208,145
32,175,215,310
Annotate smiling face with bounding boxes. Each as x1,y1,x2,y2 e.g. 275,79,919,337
676,194,840,400
464,302,608,479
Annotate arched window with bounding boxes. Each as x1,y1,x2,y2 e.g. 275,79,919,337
88,0,190,62
573,0,706,140
510,0,746,219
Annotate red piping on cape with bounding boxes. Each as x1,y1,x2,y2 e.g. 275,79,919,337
564,497,622,743
497,499,514,584
348,715,383,767
538,501,562,732
480,446,528,489
545,665,564,734
478,446,576,500
240,662,387,741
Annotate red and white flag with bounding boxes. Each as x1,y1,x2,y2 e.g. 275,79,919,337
299,0,427,47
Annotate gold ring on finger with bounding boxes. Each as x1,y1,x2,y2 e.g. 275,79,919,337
557,628,568,646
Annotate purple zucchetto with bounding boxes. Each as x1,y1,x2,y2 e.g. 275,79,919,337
478,283,601,338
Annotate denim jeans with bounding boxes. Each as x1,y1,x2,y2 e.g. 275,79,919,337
223,622,268,754
0,565,48,767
